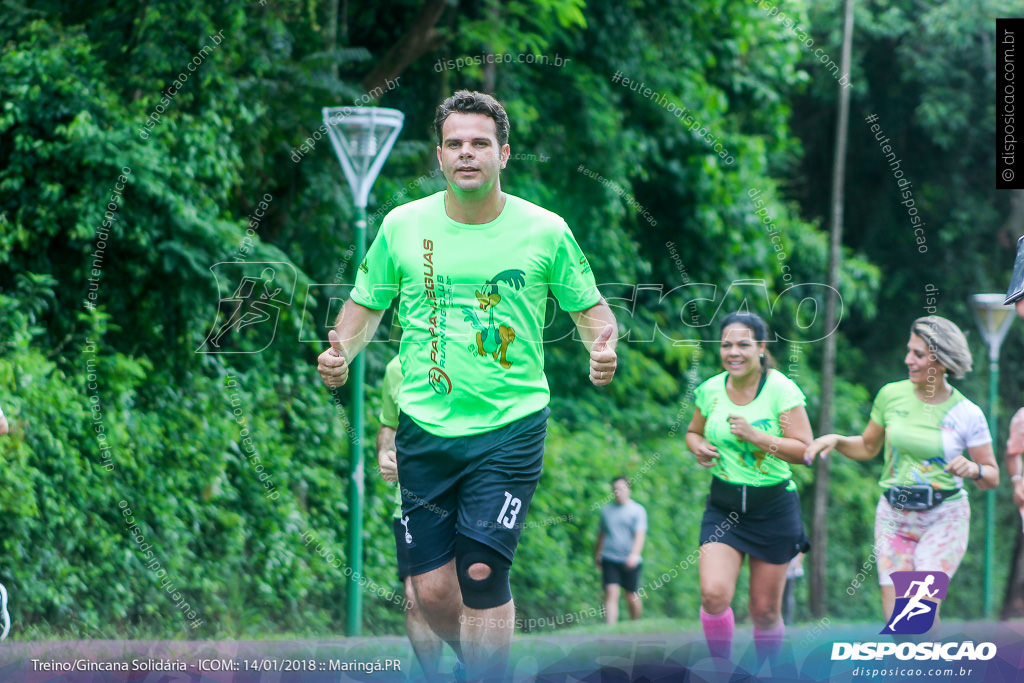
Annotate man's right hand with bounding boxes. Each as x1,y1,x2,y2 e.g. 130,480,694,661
317,330,349,387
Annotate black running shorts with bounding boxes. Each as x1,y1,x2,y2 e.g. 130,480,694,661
601,559,643,593
393,517,413,581
395,407,549,576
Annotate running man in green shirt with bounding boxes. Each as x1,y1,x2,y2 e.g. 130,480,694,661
318,90,618,681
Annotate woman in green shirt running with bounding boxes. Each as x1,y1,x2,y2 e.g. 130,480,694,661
805,316,998,622
687,311,814,662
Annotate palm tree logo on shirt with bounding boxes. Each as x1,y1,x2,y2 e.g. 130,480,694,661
739,418,775,472
461,269,525,370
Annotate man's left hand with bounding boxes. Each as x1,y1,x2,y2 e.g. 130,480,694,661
378,448,398,483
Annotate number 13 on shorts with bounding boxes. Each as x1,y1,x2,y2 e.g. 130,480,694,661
497,491,522,529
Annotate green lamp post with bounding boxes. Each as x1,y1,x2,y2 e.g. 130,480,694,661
323,106,403,636
969,293,1016,619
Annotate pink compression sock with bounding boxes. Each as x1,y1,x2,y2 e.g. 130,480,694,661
700,607,734,659
753,621,785,661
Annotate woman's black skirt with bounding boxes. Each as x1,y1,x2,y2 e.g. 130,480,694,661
699,485,810,565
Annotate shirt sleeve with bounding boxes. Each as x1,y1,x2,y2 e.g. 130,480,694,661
547,223,602,312
636,505,648,533
379,359,402,428
351,226,400,310
772,372,806,414
960,401,993,448
694,380,710,418
869,385,890,427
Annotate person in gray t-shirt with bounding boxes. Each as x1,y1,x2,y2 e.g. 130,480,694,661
594,476,647,623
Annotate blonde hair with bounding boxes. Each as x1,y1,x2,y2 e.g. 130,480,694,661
911,316,973,379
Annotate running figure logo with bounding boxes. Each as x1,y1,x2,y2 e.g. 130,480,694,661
880,571,949,635
197,263,296,354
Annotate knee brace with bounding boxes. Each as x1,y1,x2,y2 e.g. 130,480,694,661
455,535,512,609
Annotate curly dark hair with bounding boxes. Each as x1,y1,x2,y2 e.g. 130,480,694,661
434,90,510,147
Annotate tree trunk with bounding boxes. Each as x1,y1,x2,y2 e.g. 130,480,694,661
811,0,855,619
481,1,498,93
360,0,447,97
326,0,339,79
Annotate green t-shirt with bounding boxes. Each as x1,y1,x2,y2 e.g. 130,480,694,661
379,356,402,429
869,380,991,496
353,191,601,437
379,356,403,519
694,369,806,487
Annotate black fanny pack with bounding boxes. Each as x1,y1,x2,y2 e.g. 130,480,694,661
709,476,789,514
885,486,961,512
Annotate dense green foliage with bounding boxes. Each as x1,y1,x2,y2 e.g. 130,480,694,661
0,0,1017,638
792,0,1024,621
